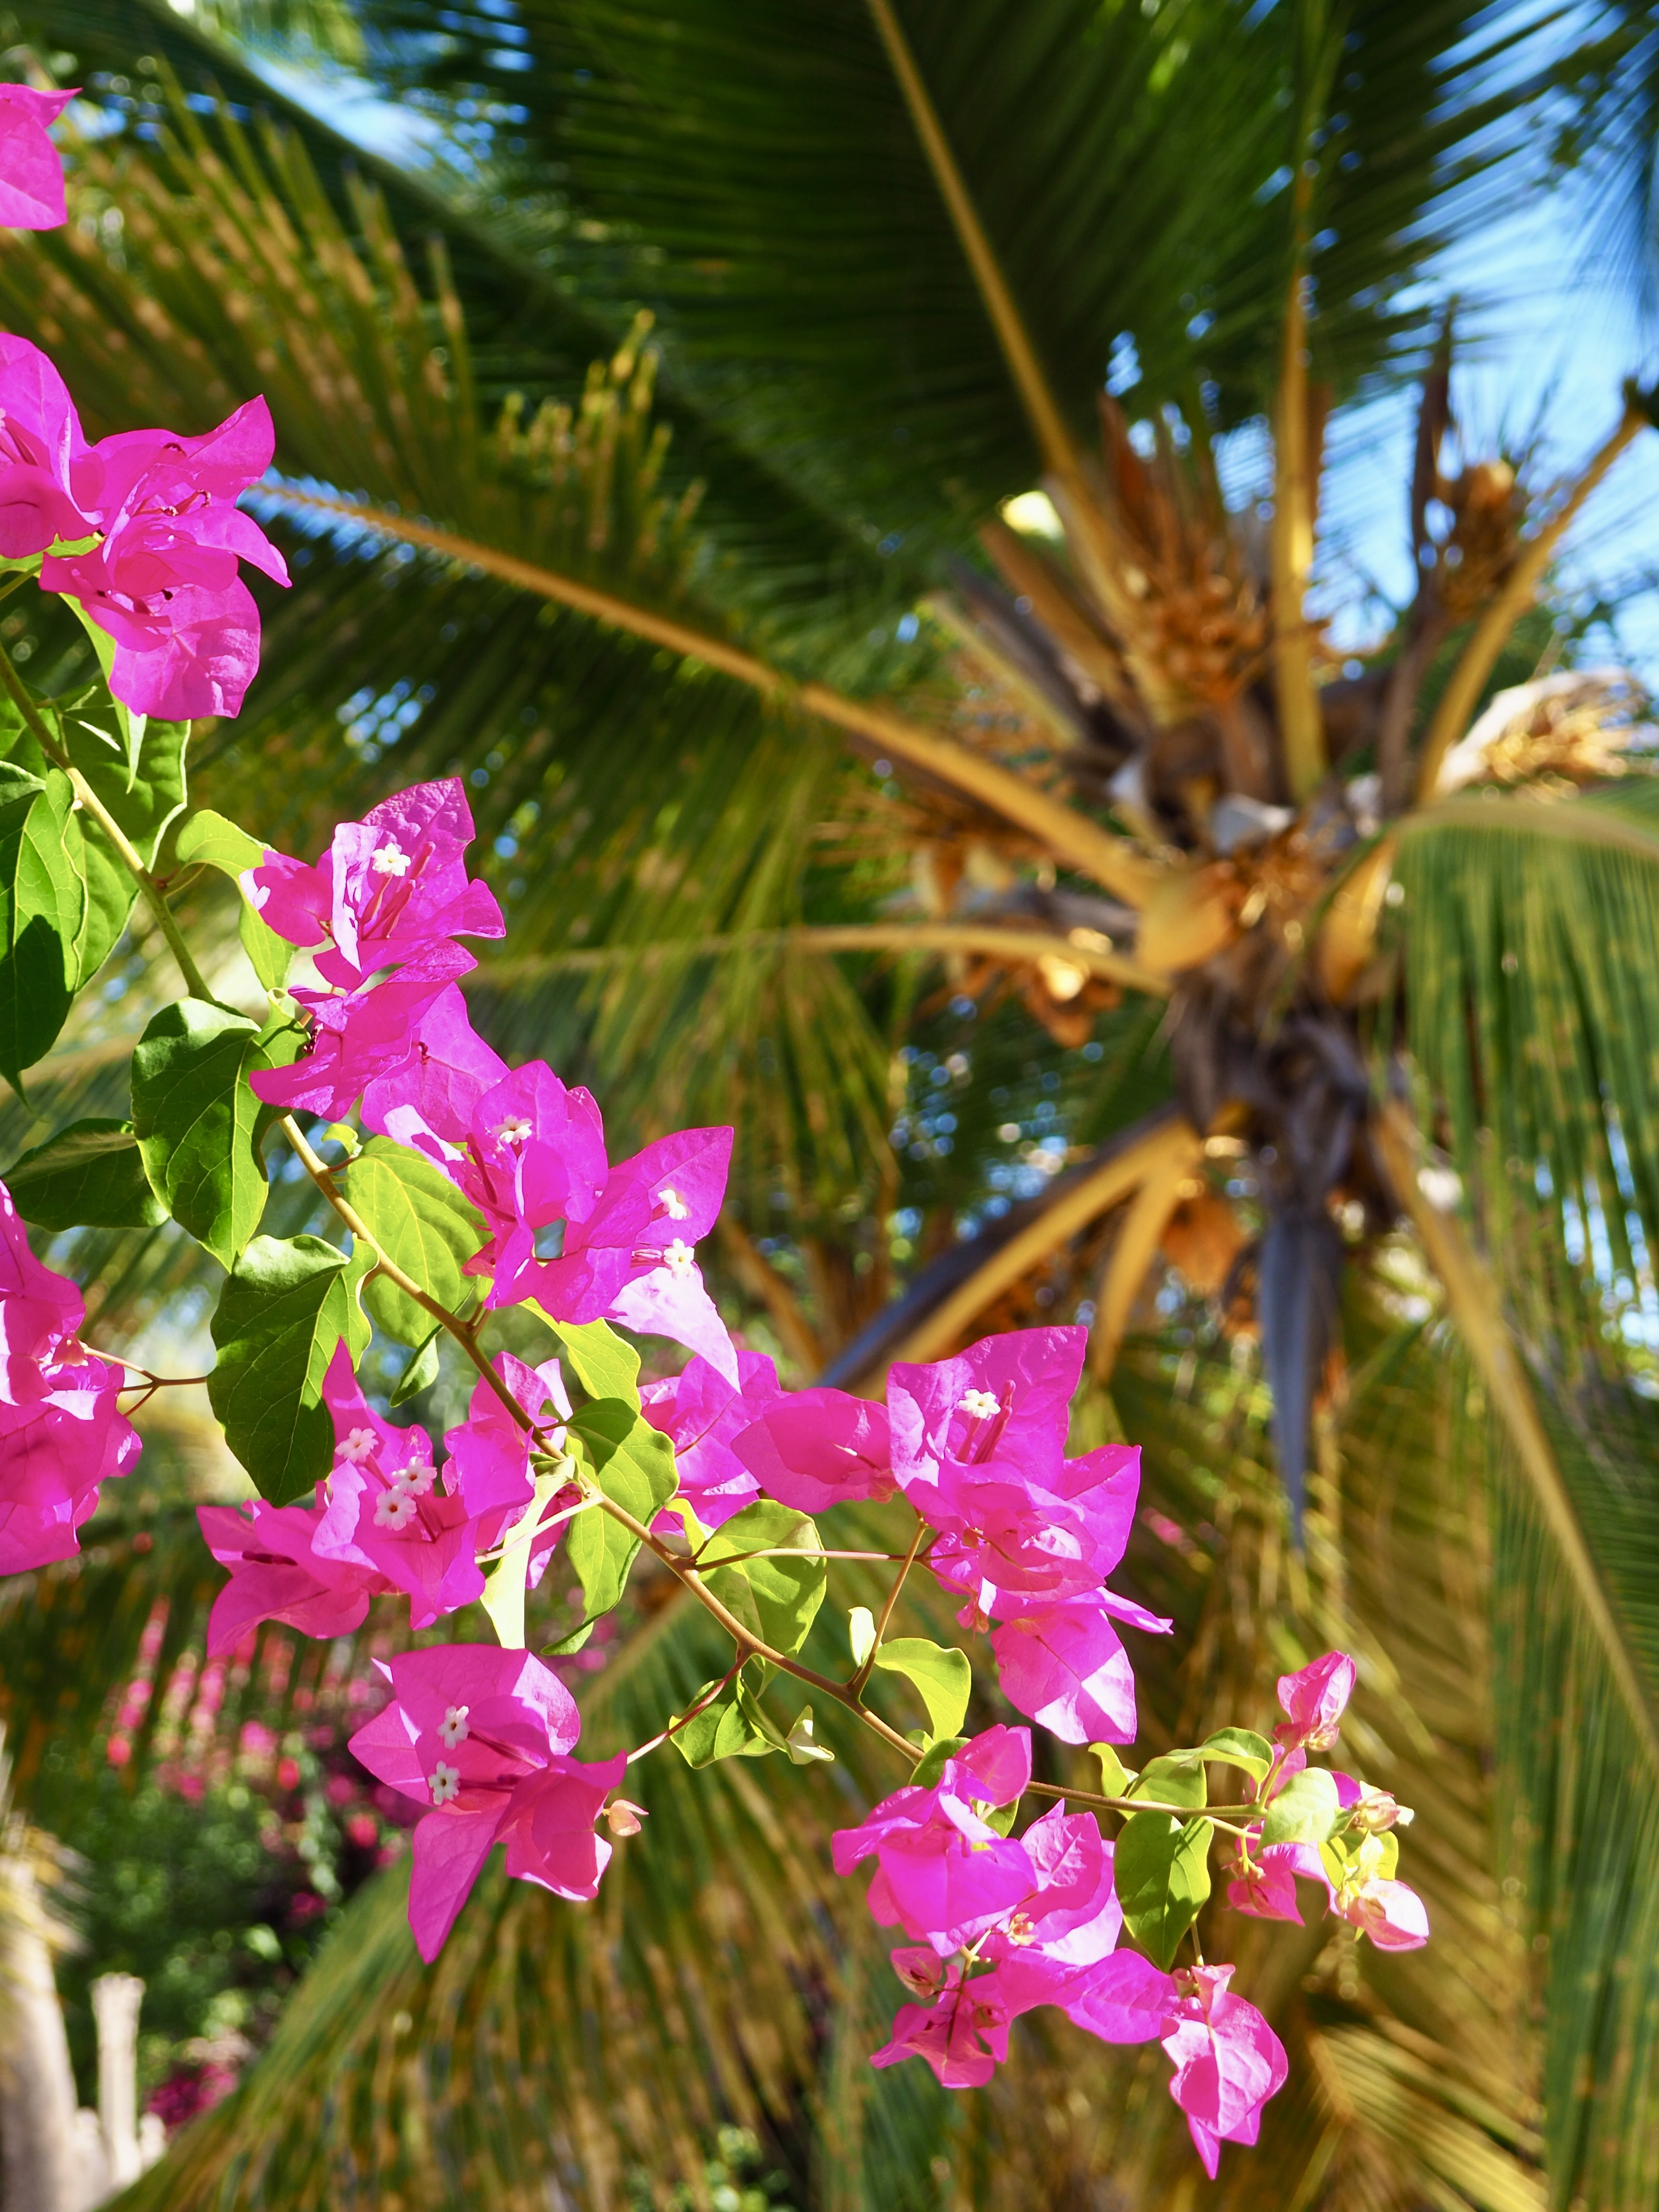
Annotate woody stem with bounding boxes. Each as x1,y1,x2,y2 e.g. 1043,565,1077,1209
0,640,214,1002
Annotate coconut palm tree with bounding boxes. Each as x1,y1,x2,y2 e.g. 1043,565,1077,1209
1,1,1659,2205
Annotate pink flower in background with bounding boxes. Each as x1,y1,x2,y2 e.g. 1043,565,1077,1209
347,1644,624,1959
0,1181,138,1573
526,1124,738,1380
42,397,290,720
639,1347,780,1529
0,337,90,555
246,778,503,987
197,1495,380,1654
731,1385,893,1515
0,84,74,229
1274,1650,1355,1751
1158,1965,1287,2179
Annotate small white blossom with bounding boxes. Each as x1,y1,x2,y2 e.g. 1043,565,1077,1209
662,1238,695,1277
492,1114,533,1147
339,1426,378,1464
429,1761,460,1805
371,840,411,877
390,1460,434,1499
373,1489,417,1531
439,1705,470,1749
957,1389,1000,1420
658,1185,690,1220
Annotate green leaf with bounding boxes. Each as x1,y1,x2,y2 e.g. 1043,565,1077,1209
62,595,145,771
388,1327,441,1408
64,707,189,986
482,1467,569,1650
207,1234,367,1504
848,1605,876,1668
699,1497,825,1658
909,1736,969,1788
568,1398,678,1524
3,1118,168,1231
1262,1767,1341,1847
1200,1727,1274,1783
0,760,83,1094
176,807,292,987
670,1660,778,1767
1091,1743,1136,1796
1115,1811,1215,1970
562,1497,640,1631
1131,1751,1208,1810
337,1135,487,1344
131,1001,278,1266
529,1309,641,1408
870,1635,971,1743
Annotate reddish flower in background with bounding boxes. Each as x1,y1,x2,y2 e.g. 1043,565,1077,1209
347,1644,624,1959
0,1180,138,1573
0,83,75,230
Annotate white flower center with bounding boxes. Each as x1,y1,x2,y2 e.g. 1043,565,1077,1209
659,1185,690,1220
440,1705,470,1749
1006,1911,1036,1948
339,1426,378,1464
491,1114,534,1147
958,1389,1000,1420
389,1460,434,1499
371,840,411,877
373,1490,417,1531
429,1760,460,1805
662,1238,695,1277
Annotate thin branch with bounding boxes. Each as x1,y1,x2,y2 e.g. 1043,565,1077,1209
0,643,213,1002
1376,1098,1659,1774
1023,1781,1257,1819
473,921,1169,999
886,1116,1204,1369
848,1517,931,1697
1414,405,1645,802
262,482,1166,908
862,0,1080,490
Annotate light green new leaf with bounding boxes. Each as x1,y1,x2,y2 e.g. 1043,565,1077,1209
131,1000,280,1266
1115,1811,1214,1970
530,1312,642,1408
3,1118,168,1231
909,1736,970,1788
338,1135,487,1344
1200,1727,1274,1783
670,1660,779,1767
699,1497,826,1658
0,761,83,1095
65,707,190,985
869,1636,971,1743
175,807,292,987
568,1398,678,1524
557,1505,637,1646
1132,1751,1208,1810
1262,1767,1340,1847
208,1233,367,1504
1092,1743,1136,1795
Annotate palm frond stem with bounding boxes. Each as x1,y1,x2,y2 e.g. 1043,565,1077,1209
1375,1097,1659,1771
259,484,1166,905
1400,789,1659,862
1413,404,1646,802
1272,256,1326,801
1087,1126,1204,1379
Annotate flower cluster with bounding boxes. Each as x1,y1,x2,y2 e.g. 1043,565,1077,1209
0,100,1434,2189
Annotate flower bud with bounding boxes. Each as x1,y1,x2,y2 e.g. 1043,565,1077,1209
1346,1788,1407,1835
603,1797,648,1838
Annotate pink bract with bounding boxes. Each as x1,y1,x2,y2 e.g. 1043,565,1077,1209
442,1353,570,1518
639,1347,781,1530
731,1387,894,1515
0,336,90,555
1159,1965,1288,2179
346,1644,624,1960
197,1495,380,1655
1274,1649,1355,1751
0,84,75,230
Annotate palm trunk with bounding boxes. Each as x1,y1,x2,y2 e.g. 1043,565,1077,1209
0,1860,81,2212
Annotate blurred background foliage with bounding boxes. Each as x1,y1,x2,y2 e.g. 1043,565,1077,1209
2,1,1659,2207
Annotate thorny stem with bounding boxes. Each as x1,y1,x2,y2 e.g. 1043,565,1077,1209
848,1515,931,1697
0,640,214,1002
277,1114,533,1434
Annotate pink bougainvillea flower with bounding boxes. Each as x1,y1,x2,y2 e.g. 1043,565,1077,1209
347,1643,625,1959
731,1386,894,1515
385,1059,609,1296
249,962,500,1131
1065,1947,1181,2046
442,1353,571,1518
833,1726,1034,1955
989,1589,1154,1746
197,1494,381,1654
979,1807,1123,2008
886,1326,1086,1489
870,1962,1013,2089
42,397,291,720
525,1124,738,1381
1274,1650,1355,1751
0,336,90,554
639,1346,781,1530
245,777,504,987
0,1181,138,1573
358,982,510,1145
1158,1964,1288,2179
1226,1839,1326,1927
0,84,75,230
